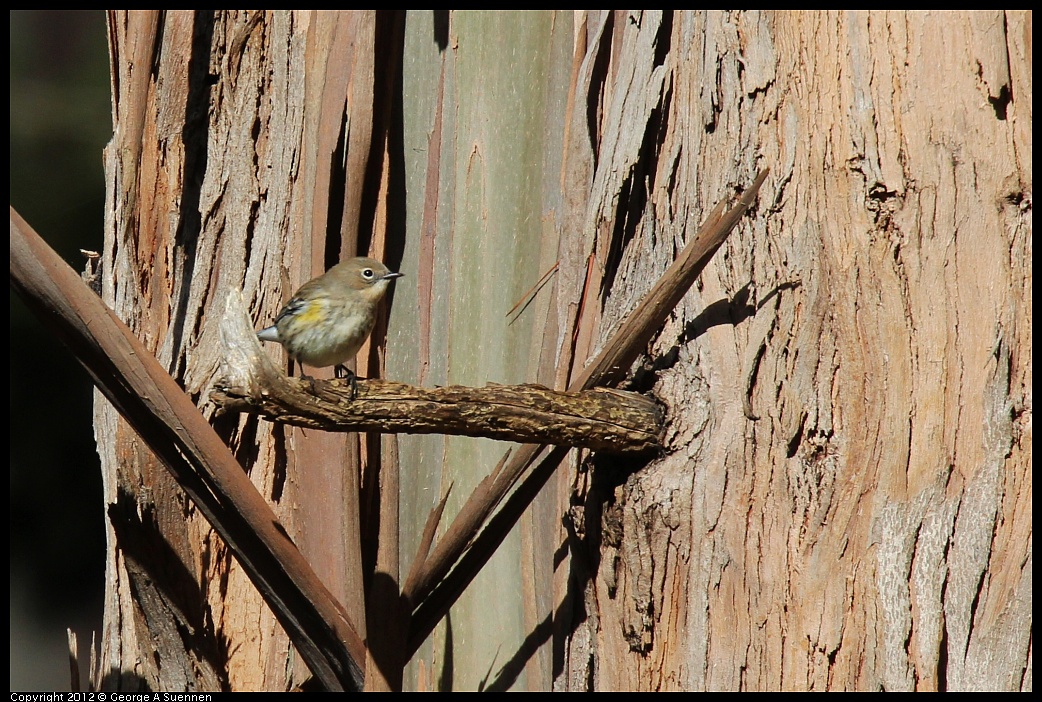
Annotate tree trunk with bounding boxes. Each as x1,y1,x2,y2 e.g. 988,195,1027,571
98,10,379,690
94,11,1030,691
555,11,1031,692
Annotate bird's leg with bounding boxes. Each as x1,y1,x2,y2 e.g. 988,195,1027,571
293,359,318,394
334,364,358,401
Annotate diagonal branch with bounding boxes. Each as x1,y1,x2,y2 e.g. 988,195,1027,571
10,207,366,692
404,170,769,650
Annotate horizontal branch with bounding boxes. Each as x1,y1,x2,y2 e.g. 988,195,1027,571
212,292,664,454
215,380,663,454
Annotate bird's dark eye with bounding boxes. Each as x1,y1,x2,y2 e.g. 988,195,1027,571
362,268,375,280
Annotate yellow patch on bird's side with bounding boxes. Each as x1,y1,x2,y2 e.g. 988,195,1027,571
290,301,328,326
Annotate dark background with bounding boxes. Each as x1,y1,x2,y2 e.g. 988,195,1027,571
10,10,110,690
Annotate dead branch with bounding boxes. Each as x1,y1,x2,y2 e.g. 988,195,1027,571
212,295,663,454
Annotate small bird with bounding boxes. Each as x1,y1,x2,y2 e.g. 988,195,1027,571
257,257,403,389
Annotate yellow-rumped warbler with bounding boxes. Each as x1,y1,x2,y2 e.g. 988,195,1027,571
257,257,403,382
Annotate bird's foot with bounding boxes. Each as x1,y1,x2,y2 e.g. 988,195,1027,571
334,364,359,401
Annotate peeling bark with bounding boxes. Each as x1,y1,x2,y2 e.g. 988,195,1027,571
557,10,1030,692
